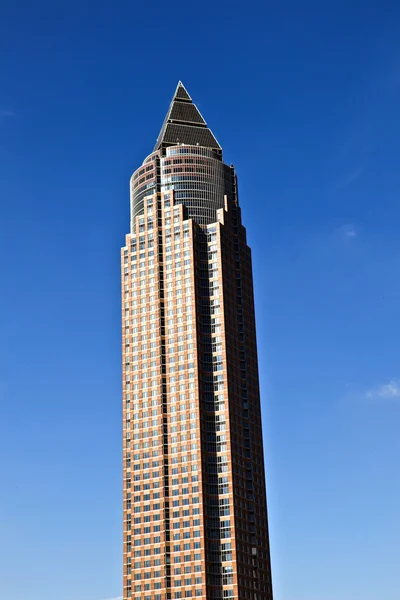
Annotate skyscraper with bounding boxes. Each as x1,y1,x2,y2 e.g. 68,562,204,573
121,82,273,600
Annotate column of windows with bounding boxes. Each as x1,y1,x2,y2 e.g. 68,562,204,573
195,223,235,600
123,195,164,600
162,197,204,600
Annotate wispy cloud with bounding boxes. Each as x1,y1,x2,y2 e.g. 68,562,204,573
337,223,357,239
341,380,400,407
365,379,400,400
332,167,363,192
0,109,15,118
342,167,363,187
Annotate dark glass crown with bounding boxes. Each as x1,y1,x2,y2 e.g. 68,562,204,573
154,82,222,159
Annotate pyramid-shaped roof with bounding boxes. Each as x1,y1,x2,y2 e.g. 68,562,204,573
153,82,222,157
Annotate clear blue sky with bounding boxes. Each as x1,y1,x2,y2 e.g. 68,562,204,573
1,1,399,599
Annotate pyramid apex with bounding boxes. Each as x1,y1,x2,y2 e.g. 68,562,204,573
153,82,222,157
172,81,192,102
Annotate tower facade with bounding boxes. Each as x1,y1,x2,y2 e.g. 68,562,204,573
121,83,273,600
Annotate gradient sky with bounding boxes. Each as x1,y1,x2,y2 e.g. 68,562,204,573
1,1,400,599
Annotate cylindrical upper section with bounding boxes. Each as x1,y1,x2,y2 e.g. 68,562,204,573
130,151,159,230
130,145,236,231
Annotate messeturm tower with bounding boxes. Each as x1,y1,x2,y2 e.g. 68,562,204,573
121,82,273,600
